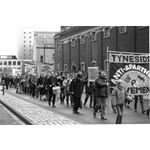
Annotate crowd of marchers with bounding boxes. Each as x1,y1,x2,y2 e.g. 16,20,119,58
0,71,150,124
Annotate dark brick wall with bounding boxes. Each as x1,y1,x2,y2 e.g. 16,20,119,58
136,27,149,53
54,26,149,72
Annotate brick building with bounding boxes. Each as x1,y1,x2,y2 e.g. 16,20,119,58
54,26,149,74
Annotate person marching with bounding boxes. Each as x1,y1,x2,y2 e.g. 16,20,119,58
70,72,83,114
66,74,74,106
46,73,53,106
83,79,94,108
111,80,131,124
37,74,45,101
93,70,109,120
51,73,58,107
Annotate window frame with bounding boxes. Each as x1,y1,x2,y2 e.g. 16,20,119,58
8,61,12,65
104,27,111,38
64,64,67,72
91,32,97,41
57,43,60,51
137,26,147,29
17,61,21,66
13,61,16,65
71,39,76,47
40,56,44,62
119,26,127,34
4,61,7,65
80,35,85,44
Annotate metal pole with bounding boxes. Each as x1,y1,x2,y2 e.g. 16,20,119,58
44,45,45,62
2,85,5,95
106,46,110,114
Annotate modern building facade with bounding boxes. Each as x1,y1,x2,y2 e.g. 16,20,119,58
17,29,34,60
54,26,149,73
0,55,22,76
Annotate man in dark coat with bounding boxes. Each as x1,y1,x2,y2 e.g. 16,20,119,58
93,70,109,120
45,74,53,106
4,74,10,90
51,73,58,107
70,72,83,114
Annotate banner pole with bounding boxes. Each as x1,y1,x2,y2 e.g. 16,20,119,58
106,46,110,115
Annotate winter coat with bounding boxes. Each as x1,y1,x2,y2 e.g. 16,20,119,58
95,78,108,98
70,78,83,98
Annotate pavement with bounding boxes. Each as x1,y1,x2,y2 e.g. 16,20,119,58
0,86,150,124
0,102,23,125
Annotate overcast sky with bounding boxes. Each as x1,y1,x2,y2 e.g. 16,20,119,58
0,0,61,56
0,0,149,56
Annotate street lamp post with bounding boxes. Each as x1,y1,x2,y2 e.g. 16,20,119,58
42,41,47,63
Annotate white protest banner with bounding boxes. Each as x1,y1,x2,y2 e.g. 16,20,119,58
88,67,99,82
109,51,150,96
24,61,35,74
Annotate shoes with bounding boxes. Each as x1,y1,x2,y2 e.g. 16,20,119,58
52,105,56,107
101,117,107,120
146,110,149,117
73,111,80,114
93,112,96,118
134,110,137,112
113,110,117,113
142,110,146,114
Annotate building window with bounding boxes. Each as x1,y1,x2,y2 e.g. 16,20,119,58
17,61,21,66
57,43,60,51
4,61,7,65
29,36,31,39
72,64,76,71
104,27,111,38
29,41,31,43
13,61,16,65
8,61,12,65
81,62,86,71
64,64,67,72
24,45,26,47
0,68,2,71
0,61,2,65
40,56,44,62
138,26,147,29
29,45,31,47
24,41,26,43
92,61,97,66
91,32,97,41
71,39,75,47
119,26,127,34
24,36,26,38
24,32,26,34
29,32,31,34
4,68,7,72
80,35,85,44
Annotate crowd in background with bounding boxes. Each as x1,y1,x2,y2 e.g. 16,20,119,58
0,71,149,124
